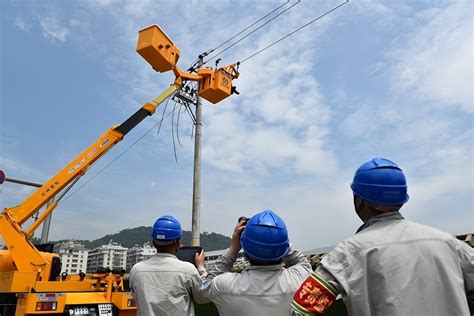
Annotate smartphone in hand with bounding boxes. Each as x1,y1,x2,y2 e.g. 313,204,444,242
176,246,202,264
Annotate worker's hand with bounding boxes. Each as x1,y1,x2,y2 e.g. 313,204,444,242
195,249,205,270
229,219,246,256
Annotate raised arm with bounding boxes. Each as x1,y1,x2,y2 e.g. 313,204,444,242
204,219,246,280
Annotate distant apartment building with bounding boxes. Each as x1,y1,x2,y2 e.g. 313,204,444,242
53,241,88,275
126,243,156,271
86,242,127,273
204,249,247,271
204,249,245,263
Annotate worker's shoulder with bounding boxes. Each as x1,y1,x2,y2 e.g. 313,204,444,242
130,257,153,272
209,271,241,292
402,220,454,239
332,219,456,255
404,221,472,251
130,256,198,275
175,260,200,274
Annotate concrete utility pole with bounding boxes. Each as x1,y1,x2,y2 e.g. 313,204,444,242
191,57,203,246
40,199,53,243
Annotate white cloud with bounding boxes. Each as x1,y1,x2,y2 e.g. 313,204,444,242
4,0,472,247
193,3,337,175
39,16,70,44
70,0,339,176
0,156,47,209
404,145,473,227
351,0,412,27
389,1,474,112
82,0,120,13
0,155,47,181
14,17,30,32
333,0,474,241
203,112,336,175
69,19,80,27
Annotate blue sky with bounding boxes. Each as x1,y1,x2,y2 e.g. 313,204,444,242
1,0,472,251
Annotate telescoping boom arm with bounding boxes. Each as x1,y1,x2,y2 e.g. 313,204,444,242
5,84,180,227
0,83,180,276
0,23,240,281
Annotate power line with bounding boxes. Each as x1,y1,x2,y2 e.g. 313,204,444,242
203,0,302,65
60,97,177,204
187,1,292,72
156,92,172,137
176,103,185,148
171,101,181,163
240,0,349,64
59,1,349,204
211,0,290,53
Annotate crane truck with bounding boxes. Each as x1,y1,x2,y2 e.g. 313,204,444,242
0,24,239,316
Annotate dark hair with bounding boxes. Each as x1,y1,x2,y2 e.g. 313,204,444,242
354,194,403,213
153,239,180,253
248,256,283,266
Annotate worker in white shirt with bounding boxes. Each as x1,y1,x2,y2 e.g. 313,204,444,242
129,215,208,316
291,158,474,315
200,210,311,316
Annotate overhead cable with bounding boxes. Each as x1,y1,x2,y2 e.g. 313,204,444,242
176,103,184,148
240,0,349,64
204,0,302,65
171,101,181,163
210,0,291,53
60,96,176,204
188,1,292,72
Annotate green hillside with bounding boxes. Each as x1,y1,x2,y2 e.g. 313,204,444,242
53,226,231,251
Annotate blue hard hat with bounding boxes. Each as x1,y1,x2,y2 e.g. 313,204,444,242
351,158,409,206
151,215,182,240
241,210,290,263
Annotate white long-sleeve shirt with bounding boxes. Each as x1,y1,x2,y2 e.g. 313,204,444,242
293,212,474,316
202,246,311,316
129,253,208,316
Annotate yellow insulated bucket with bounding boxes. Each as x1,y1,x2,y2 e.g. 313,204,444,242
198,68,233,104
136,25,180,73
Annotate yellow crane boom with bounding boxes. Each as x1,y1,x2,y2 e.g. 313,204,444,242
0,23,239,316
